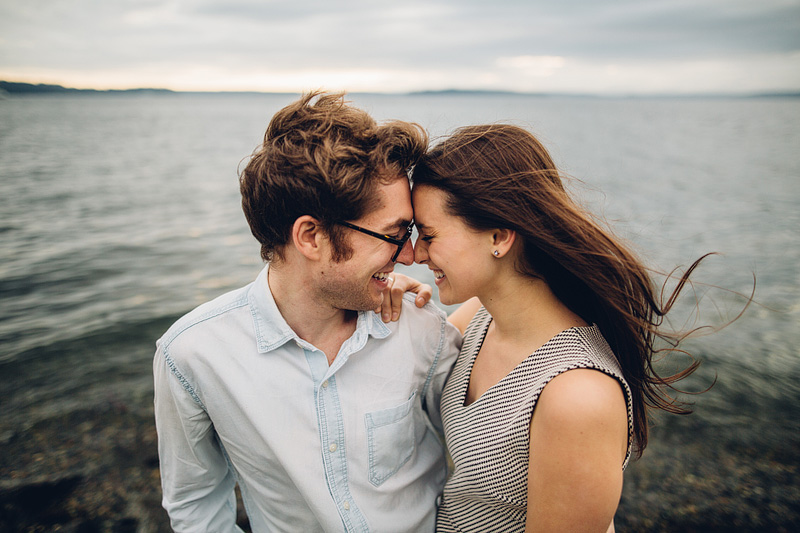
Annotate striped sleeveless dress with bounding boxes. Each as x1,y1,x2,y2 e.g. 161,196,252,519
436,307,633,532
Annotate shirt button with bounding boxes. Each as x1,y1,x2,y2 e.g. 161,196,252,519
329,443,337,452
321,380,328,388
343,501,350,511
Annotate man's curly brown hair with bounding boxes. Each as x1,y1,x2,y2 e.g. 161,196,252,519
240,91,427,263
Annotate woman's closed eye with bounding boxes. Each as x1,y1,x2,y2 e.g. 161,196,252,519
393,223,414,239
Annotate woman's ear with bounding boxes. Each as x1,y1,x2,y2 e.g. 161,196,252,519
291,215,326,260
491,228,516,258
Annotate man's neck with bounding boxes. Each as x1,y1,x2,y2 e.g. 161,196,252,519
267,262,358,364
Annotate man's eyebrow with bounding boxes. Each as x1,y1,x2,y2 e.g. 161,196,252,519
380,218,412,232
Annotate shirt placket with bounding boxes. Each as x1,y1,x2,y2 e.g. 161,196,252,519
305,347,370,532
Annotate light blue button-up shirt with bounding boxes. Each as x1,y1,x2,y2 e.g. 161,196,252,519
153,266,461,532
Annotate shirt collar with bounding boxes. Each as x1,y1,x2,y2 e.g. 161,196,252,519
248,265,392,354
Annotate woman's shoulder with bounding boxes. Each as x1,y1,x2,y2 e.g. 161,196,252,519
534,367,629,452
539,368,627,416
541,324,625,378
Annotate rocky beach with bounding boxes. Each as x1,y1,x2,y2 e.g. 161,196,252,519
1,397,798,531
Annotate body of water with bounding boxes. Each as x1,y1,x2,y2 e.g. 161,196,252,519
1,92,798,530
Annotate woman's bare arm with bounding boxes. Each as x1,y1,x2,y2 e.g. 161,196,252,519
525,368,628,533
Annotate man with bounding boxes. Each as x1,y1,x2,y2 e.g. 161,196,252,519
153,92,461,532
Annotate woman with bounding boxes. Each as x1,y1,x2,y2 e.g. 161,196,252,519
411,124,711,532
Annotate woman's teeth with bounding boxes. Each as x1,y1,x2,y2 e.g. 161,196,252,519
433,270,445,279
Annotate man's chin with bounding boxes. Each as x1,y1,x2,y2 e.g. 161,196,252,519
335,294,383,314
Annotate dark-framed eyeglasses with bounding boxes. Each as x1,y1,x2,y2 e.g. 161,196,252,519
337,221,415,262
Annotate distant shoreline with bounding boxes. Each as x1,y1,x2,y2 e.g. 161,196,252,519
2,81,799,99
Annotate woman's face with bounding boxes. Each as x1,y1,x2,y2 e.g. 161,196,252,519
412,185,496,305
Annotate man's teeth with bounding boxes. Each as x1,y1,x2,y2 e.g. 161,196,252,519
373,272,389,282
434,270,445,279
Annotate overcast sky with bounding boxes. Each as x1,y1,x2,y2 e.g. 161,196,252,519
1,0,798,94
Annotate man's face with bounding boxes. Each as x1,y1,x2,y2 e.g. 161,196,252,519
316,175,415,312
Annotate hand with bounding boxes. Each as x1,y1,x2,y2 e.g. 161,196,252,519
375,272,433,322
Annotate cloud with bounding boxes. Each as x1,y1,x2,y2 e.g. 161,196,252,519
496,56,567,77
0,0,798,93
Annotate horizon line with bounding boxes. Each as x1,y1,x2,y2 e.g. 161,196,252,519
2,80,799,99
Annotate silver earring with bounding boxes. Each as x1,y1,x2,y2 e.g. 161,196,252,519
493,250,500,257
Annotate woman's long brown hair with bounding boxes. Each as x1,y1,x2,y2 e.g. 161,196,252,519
413,123,720,456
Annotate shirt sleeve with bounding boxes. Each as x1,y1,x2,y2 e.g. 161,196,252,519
424,315,462,436
153,340,244,533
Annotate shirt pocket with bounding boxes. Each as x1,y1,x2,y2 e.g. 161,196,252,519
365,390,419,487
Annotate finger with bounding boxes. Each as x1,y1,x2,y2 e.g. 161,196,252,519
390,278,406,321
379,275,395,322
414,284,433,308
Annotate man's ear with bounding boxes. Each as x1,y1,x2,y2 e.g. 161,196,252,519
291,215,326,260
490,228,516,258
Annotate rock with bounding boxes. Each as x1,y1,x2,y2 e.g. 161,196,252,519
0,472,84,528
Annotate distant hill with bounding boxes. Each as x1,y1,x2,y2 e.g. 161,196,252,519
408,88,800,99
0,81,174,94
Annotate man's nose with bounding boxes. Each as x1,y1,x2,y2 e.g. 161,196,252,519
395,239,414,266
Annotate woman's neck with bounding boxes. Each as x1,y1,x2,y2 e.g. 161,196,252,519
478,269,587,345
